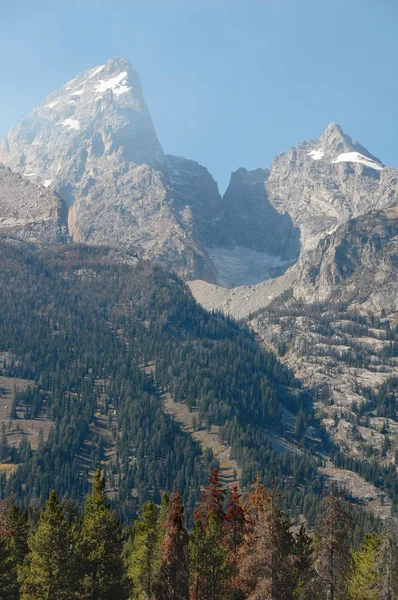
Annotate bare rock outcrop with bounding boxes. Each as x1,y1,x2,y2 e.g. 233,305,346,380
0,163,68,246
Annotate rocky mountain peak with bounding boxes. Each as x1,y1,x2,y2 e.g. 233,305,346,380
0,59,227,280
319,122,353,155
317,122,382,164
0,56,163,195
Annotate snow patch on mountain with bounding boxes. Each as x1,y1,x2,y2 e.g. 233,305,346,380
89,65,105,78
95,71,130,96
308,149,324,160
206,246,295,288
332,152,383,171
61,119,80,131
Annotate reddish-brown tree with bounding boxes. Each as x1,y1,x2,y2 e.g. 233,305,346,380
224,485,245,562
194,469,226,528
154,492,189,600
237,475,296,600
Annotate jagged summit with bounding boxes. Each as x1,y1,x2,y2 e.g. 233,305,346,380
264,123,395,252
0,58,226,280
0,56,163,187
317,122,383,166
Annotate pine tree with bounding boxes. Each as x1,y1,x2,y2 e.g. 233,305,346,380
0,503,28,600
375,524,398,600
203,509,233,600
294,524,315,600
238,476,296,600
190,469,232,600
0,533,12,600
78,468,128,600
348,534,380,600
18,491,76,600
313,487,352,600
189,518,207,600
129,499,160,599
154,492,189,600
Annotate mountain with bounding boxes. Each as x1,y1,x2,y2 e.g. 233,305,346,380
0,57,227,281
4,58,396,289
266,122,398,252
189,124,398,314
0,163,68,246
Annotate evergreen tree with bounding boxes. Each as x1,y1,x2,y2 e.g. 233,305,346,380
348,534,380,600
202,509,233,600
294,524,315,600
0,534,12,600
375,525,398,600
0,503,28,600
18,491,76,600
190,469,232,600
129,499,159,599
78,468,128,600
189,518,207,600
154,492,189,600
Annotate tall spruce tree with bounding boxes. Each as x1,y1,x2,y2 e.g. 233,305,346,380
348,534,380,600
18,491,76,600
189,518,207,600
78,468,128,600
0,534,11,600
154,492,189,600
293,524,316,600
128,500,160,599
223,485,245,563
0,503,28,600
190,469,233,600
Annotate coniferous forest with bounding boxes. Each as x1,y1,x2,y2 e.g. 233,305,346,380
0,467,397,600
0,242,324,523
0,241,395,599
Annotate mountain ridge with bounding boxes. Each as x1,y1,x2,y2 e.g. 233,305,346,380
1,57,397,291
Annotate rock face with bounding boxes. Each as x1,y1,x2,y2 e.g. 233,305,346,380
294,204,398,313
0,163,68,246
0,57,225,281
266,123,398,252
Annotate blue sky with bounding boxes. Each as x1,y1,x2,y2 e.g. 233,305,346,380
1,0,397,191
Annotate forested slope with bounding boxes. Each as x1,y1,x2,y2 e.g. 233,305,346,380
0,242,322,522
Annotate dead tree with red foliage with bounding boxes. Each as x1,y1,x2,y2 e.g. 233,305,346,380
154,491,190,600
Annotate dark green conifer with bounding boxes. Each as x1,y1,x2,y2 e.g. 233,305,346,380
78,468,129,600
18,491,76,600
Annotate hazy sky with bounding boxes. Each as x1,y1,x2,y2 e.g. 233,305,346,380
1,0,397,191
